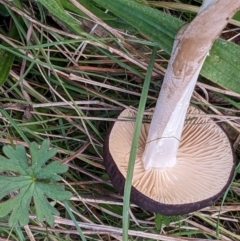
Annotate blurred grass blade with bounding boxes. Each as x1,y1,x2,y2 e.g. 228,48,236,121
60,0,115,20
64,201,87,241
37,0,83,35
0,109,30,145
0,22,18,86
92,0,240,94
0,47,15,86
0,3,23,86
0,3,9,16
14,227,25,241
122,47,157,241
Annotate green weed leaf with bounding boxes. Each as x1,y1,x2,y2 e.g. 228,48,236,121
155,214,174,231
0,139,72,227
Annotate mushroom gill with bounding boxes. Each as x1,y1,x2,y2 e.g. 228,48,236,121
107,107,234,205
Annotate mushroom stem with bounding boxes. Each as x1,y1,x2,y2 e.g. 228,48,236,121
142,0,240,170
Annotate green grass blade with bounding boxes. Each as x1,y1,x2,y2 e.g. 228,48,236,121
0,48,14,85
122,47,157,240
60,0,115,20
93,0,240,94
37,0,83,35
0,1,24,85
64,201,87,241
0,3,9,16
93,0,181,52
0,109,30,145
97,47,144,78
202,39,240,93
14,227,25,241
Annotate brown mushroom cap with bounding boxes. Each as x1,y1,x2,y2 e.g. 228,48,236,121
103,106,235,215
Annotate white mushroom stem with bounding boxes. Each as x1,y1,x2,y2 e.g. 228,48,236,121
142,0,240,170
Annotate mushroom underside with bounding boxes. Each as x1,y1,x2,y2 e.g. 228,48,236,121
103,106,235,214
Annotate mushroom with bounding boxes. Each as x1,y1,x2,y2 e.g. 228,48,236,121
103,0,239,214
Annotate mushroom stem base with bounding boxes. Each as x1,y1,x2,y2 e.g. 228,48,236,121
142,62,203,170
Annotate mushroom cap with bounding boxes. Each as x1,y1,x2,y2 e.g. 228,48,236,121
103,106,235,215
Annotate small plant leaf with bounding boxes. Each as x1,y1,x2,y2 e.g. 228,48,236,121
33,184,60,225
30,140,57,173
155,214,172,231
36,182,72,200
35,161,69,181
0,176,31,199
0,139,72,227
155,213,163,231
0,145,32,175
0,184,34,227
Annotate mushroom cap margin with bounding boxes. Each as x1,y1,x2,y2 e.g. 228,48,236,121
103,107,235,215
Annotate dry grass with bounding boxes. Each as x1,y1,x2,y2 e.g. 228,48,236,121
0,0,239,240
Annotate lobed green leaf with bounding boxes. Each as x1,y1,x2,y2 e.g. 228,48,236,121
36,182,72,201
0,176,31,199
0,145,30,175
0,184,34,226
33,185,60,226
30,139,57,173
35,160,69,181
0,140,71,227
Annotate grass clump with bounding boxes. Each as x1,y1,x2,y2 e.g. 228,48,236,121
0,0,239,240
